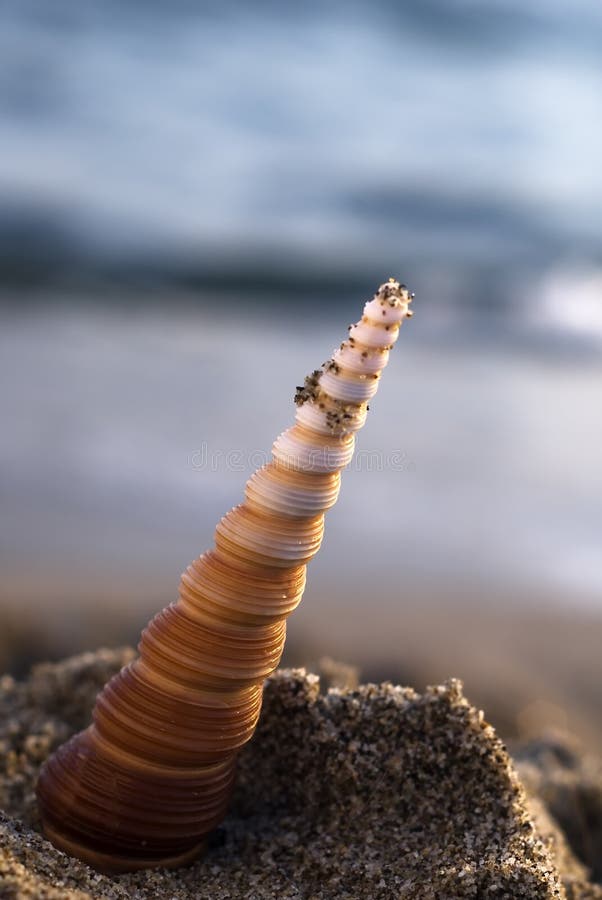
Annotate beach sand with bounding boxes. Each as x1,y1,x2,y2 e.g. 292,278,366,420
1,649,601,898
286,596,602,755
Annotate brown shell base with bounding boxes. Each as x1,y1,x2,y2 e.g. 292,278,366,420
36,721,236,873
41,822,206,874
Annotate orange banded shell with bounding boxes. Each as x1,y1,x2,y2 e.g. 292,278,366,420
36,280,413,871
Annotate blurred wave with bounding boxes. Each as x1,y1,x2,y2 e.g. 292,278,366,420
1,0,601,305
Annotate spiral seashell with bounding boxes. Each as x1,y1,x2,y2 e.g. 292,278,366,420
36,278,414,872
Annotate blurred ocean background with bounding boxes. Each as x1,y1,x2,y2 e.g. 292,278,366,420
1,1,601,743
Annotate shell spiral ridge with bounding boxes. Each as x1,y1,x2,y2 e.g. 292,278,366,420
35,279,413,872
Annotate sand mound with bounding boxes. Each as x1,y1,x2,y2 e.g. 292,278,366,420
0,649,600,899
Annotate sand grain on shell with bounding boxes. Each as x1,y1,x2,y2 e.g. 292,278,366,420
0,648,589,899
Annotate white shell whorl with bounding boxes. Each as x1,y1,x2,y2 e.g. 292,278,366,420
245,464,341,518
233,279,413,568
290,278,413,438
272,426,356,473
241,278,413,544
295,399,368,436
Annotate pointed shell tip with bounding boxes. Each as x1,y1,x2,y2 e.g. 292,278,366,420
375,279,413,307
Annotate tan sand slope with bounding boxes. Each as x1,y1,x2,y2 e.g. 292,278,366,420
0,650,600,899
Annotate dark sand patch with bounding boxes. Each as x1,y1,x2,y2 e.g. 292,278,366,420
0,650,600,898
516,732,602,887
